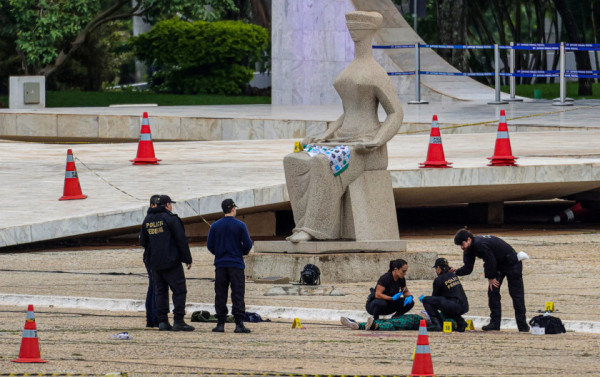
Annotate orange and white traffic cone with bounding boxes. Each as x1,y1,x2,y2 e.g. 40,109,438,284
59,149,87,200
552,202,600,223
130,112,160,165
12,305,47,363
410,319,434,376
487,109,518,166
419,115,452,168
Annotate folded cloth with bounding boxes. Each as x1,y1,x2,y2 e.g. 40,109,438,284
304,144,350,176
111,332,132,340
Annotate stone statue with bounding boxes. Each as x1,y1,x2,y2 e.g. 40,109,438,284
283,11,403,243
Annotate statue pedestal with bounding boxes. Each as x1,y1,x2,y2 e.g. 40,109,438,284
246,241,436,283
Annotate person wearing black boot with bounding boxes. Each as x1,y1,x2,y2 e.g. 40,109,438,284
422,258,469,332
452,229,529,332
142,194,160,328
207,199,253,334
366,259,415,320
140,195,195,332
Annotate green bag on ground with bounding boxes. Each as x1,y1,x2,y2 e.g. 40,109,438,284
359,314,423,331
191,310,234,323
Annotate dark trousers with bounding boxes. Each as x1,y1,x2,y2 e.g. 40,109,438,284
489,261,527,327
215,267,246,323
145,266,158,325
366,298,414,319
153,264,187,322
422,296,466,323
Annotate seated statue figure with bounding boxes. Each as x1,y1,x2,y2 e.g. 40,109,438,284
283,11,404,243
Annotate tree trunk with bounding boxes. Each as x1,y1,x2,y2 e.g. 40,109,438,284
554,0,593,95
436,0,468,73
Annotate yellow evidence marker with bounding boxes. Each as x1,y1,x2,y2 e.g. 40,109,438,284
545,301,555,312
443,321,453,333
292,318,303,329
465,319,475,331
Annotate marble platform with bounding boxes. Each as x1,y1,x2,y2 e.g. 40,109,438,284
1,100,600,142
1,121,600,248
253,240,407,253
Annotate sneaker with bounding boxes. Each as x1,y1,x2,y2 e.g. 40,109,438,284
234,323,251,333
158,321,172,331
212,323,225,333
172,320,195,332
482,322,500,331
366,316,378,331
340,316,359,330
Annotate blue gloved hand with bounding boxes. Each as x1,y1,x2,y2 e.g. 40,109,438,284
403,295,414,306
392,292,403,301
419,294,425,303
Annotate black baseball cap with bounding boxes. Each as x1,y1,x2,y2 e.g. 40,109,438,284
221,198,237,212
432,258,449,268
157,195,176,206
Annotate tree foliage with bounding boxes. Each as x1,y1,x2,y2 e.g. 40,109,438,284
132,18,269,94
0,0,238,77
397,0,599,95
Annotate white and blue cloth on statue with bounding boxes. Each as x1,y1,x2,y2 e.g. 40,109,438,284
304,144,350,176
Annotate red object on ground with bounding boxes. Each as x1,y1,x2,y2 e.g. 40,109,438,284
410,319,435,376
488,109,518,166
12,305,47,363
131,112,161,165
420,115,452,168
59,149,87,200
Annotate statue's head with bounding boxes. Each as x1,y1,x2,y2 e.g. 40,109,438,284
345,11,382,41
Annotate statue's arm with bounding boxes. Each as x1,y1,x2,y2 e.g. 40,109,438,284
370,82,404,147
302,114,344,144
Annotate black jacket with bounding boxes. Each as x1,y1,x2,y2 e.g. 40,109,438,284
455,235,518,279
139,206,192,270
432,270,469,313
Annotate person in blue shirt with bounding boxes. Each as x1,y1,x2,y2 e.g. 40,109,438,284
207,198,253,334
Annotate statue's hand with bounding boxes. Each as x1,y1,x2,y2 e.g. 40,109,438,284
353,142,378,154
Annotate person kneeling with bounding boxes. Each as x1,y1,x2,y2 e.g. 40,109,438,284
422,258,469,332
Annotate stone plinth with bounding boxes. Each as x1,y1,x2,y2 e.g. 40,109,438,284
253,240,406,253
245,249,436,284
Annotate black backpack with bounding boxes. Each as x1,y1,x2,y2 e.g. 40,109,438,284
529,314,566,334
300,264,321,285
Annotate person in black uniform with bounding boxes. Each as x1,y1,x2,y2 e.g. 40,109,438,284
142,194,160,328
452,229,529,332
365,259,414,326
422,258,469,332
140,195,194,332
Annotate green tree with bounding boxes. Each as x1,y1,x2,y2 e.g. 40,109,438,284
0,0,237,78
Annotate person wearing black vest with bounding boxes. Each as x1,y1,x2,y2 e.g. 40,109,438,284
140,195,194,332
365,259,414,326
452,229,529,332
422,258,469,332
142,194,160,328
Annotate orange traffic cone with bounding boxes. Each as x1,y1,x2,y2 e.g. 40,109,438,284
410,319,434,376
419,115,452,168
488,109,518,166
12,305,47,363
59,149,87,200
552,202,599,223
131,112,160,165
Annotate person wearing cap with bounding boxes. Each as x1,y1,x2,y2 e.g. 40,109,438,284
140,194,194,332
452,229,529,332
364,259,414,327
142,194,160,328
421,258,469,332
207,198,253,334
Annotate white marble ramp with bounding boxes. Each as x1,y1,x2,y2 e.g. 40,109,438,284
2,100,600,141
1,130,599,248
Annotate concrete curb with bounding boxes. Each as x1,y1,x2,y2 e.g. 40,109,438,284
2,293,598,334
